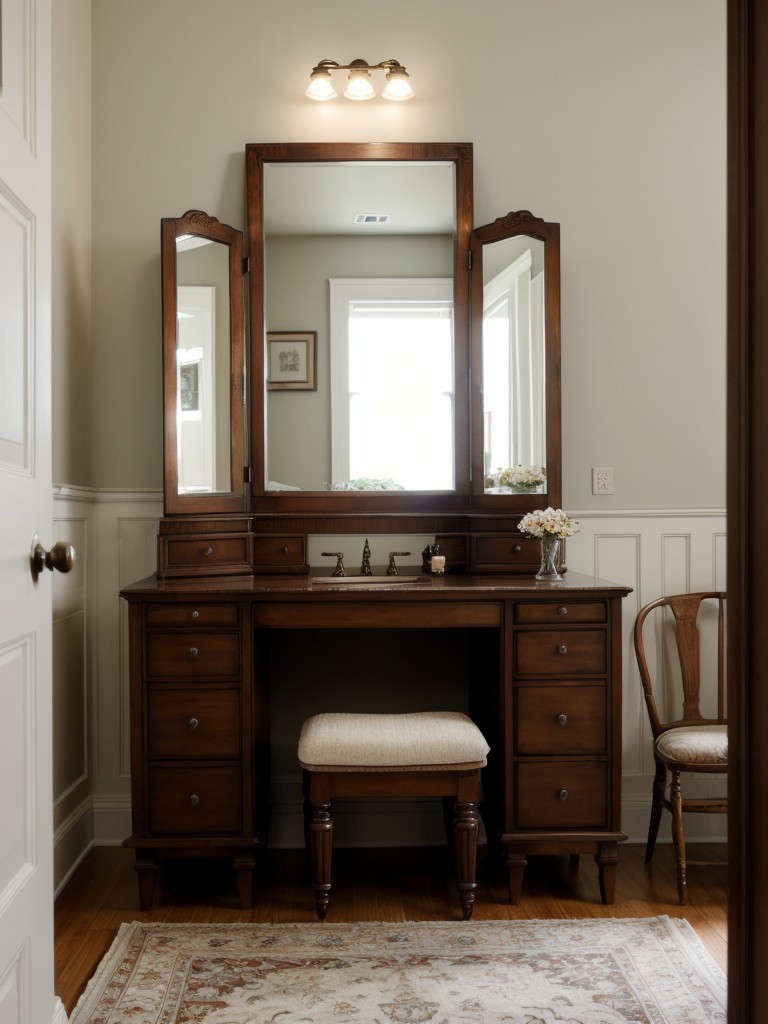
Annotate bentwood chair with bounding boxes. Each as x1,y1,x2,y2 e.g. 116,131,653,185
633,592,727,904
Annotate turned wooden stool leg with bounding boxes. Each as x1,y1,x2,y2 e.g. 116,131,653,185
309,798,334,920
670,769,687,905
453,795,479,920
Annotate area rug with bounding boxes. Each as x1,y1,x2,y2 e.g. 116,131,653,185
69,916,726,1024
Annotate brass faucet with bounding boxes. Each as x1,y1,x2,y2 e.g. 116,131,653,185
360,538,372,575
386,551,411,575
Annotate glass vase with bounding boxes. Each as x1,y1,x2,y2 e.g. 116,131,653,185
536,532,564,581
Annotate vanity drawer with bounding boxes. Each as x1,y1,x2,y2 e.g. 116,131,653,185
472,534,538,570
145,632,240,680
252,534,307,572
145,604,240,629
160,535,252,575
515,630,606,676
515,602,606,625
515,685,606,755
148,766,242,835
515,762,607,829
147,689,240,758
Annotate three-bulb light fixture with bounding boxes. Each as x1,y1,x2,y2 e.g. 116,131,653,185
305,58,415,102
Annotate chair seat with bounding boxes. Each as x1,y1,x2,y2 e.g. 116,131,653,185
655,724,728,766
298,711,490,772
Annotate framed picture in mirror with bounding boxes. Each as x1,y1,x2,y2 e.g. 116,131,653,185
267,331,317,390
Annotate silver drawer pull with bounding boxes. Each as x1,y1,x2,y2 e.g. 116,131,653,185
203,546,214,556
189,647,199,657
557,605,568,616
557,644,568,655
189,794,199,806
191,610,200,619
558,788,569,802
189,717,199,730
557,713,568,726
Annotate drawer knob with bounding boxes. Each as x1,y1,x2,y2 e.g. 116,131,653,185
557,713,568,726
203,546,214,557
558,788,569,802
512,544,522,553
189,717,199,730
280,546,289,554
189,794,199,806
189,647,199,657
557,605,568,616
557,644,568,655
191,610,200,619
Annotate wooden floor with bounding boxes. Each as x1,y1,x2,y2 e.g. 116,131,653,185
55,842,728,1016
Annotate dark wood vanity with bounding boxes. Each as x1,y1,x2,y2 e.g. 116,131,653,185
122,141,631,908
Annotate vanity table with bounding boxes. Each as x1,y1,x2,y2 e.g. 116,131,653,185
122,141,631,908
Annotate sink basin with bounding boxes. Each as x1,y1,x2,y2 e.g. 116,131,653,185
311,575,428,585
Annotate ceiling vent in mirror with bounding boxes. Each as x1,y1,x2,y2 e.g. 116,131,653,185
354,214,390,224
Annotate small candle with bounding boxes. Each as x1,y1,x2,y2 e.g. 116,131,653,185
431,555,446,575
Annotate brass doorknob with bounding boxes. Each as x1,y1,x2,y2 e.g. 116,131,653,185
30,534,76,578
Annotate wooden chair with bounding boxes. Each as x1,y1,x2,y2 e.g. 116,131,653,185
298,711,489,921
633,592,727,904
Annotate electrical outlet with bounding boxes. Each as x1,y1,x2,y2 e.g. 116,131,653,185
592,467,614,495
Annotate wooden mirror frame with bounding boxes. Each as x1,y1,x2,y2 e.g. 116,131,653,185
245,142,473,520
469,210,562,512
162,210,246,515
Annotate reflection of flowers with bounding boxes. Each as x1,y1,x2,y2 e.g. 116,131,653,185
488,465,546,490
518,507,579,539
328,478,404,491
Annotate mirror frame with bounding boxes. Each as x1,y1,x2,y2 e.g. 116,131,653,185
162,210,246,515
469,210,562,512
245,142,473,515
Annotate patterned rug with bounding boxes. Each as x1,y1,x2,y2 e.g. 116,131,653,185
69,916,726,1023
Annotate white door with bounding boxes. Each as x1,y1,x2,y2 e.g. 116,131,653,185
0,1,59,1022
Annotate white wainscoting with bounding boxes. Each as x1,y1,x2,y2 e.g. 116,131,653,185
51,490,727,889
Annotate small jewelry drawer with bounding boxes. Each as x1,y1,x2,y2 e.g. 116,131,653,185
159,535,252,576
515,762,607,829
147,689,241,758
515,685,606,755
145,604,240,629
251,534,307,573
515,630,606,676
145,632,240,680
515,602,606,624
472,534,538,570
147,765,242,835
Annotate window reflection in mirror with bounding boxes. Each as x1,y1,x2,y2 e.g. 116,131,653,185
175,236,232,494
263,161,456,492
481,234,546,495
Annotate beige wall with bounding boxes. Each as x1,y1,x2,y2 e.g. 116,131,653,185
88,0,726,510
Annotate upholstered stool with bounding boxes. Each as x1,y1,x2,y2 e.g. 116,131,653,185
298,711,490,921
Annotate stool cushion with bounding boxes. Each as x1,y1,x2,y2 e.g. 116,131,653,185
655,724,728,766
298,711,489,772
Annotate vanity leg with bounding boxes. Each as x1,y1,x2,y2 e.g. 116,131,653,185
453,800,479,920
595,841,619,905
134,854,157,911
309,801,334,921
505,845,528,904
233,854,255,909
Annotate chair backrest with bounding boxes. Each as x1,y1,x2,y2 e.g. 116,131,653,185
633,592,726,738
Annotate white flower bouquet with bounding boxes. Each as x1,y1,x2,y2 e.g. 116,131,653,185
518,507,580,539
487,465,546,490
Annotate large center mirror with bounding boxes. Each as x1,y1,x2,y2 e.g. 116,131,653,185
246,143,472,512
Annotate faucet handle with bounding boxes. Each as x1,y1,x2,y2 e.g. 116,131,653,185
386,551,411,576
321,551,347,577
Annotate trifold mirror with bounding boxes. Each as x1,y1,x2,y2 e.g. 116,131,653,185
160,143,561,526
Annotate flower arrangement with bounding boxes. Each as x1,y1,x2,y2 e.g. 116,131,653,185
518,507,580,539
488,464,546,490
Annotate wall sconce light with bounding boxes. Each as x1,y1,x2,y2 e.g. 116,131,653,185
305,59,415,102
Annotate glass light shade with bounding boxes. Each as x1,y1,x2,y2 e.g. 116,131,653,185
382,70,415,101
305,71,338,100
344,70,375,101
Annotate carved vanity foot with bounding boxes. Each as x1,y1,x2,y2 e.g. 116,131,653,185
505,846,528,904
595,841,619,904
134,855,157,911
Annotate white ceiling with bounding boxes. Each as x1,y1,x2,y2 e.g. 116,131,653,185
263,162,455,236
